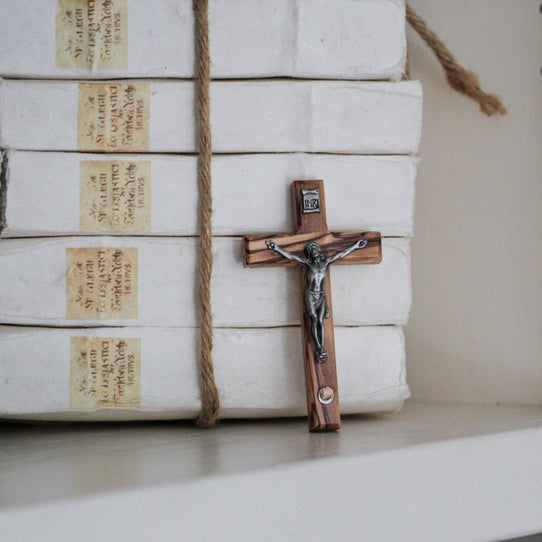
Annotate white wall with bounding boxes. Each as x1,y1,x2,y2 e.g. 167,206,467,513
405,1,542,404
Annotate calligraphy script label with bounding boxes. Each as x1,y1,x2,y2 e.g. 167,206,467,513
66,247,138,319
78,83,150,151
56,0,128,70
70,336,141,409
79,160,152,232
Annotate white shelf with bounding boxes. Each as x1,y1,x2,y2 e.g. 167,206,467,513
2,401,542,541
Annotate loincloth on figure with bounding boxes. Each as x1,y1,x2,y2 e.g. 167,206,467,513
305,290,330,319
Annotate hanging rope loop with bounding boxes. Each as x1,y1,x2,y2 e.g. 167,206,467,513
406,3,506,116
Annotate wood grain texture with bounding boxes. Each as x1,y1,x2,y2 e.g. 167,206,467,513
300,269,340,431
244,180,382,432
244,231,382,268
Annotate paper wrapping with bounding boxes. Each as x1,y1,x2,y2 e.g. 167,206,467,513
0,0,406,80
0,236,411,327
0,325,409,420
1,151,417,238
0,79,422,153
0,1,417,422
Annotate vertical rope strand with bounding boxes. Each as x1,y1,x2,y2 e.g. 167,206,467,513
406,3,506,116
194,0,220,427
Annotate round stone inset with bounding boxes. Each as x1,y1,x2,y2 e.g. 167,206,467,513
318,386,335,405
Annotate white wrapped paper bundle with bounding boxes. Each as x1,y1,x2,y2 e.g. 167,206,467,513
0,325,408,421
0,0,406,80
0,79,422,153
1,151,417,238
0,236,410,327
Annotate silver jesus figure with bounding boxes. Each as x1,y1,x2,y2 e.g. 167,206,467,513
266,238,367,362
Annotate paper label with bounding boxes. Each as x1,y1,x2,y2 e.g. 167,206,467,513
70,336,141,409
56,0,128,70
66,247,138,320
80,160,151,232
78,83,150,151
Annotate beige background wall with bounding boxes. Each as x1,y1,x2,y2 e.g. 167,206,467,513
405,1,542,404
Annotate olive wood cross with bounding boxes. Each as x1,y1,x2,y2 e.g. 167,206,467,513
244,180,382,431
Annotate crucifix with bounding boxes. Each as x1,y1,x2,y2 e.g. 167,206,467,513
244,180,382,431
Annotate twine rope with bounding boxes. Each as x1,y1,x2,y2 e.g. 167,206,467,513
406,3,506,116
194,0,220,427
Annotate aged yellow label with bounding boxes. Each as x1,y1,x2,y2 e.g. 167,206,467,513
66,247,138,319
56,0,128,70
70,336,141,409
80,160,151,232
78,83,150,151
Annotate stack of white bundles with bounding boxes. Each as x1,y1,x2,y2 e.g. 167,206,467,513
0,0,421,421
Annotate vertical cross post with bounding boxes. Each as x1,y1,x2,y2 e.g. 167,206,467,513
244,181,382,431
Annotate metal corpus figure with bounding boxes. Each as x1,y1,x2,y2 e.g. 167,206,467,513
266,238,367,362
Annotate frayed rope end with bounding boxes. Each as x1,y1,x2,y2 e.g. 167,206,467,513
407,3,506,118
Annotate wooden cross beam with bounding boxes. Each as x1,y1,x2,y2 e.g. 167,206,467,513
244,180,382,431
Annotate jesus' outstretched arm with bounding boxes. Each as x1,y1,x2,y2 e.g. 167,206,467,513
326,238,367,265
266,240,307,267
